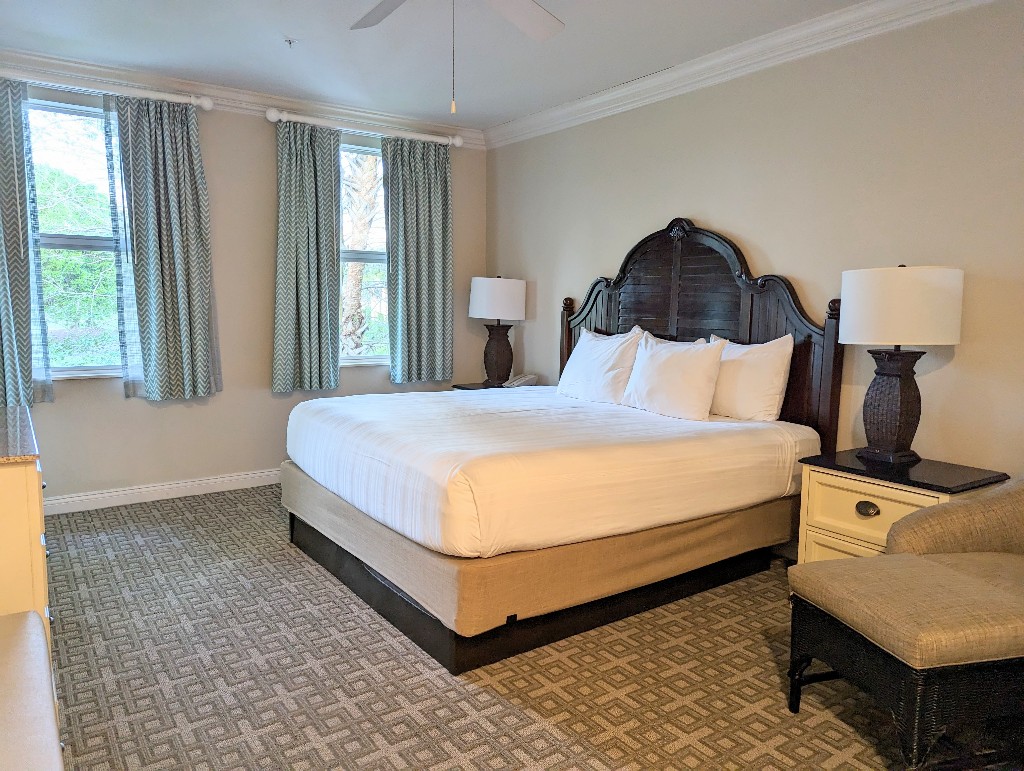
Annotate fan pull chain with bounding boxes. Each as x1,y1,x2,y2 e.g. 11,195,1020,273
450,0,457,113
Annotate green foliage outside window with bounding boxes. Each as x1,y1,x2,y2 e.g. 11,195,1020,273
40,246,118,367
34,163,112,237
341,260,388,357
28,105,120,368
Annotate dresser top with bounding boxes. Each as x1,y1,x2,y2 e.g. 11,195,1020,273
801,449,1010,495
0,406,39,464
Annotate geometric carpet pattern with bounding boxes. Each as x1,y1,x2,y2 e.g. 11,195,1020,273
45,486,1016,770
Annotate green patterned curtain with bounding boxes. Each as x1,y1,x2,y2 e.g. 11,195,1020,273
0,78,52,406
381,138,453,383
116,96,222,401
103,97,145,398
271,121,341,393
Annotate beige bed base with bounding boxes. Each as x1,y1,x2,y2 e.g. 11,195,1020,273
281,460,795,637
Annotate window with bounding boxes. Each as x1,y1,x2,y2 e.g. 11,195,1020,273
339,145,388,365
27,100,120,377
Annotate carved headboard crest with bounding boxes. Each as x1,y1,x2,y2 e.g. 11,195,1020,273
559,218,844,452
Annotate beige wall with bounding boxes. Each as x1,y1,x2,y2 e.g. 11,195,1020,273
488,1,1024,476
34,109,488,498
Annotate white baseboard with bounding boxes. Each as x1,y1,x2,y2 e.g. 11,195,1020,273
43,468,281,516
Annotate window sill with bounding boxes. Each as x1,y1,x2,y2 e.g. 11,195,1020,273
52,366,121,380
339,356,389,368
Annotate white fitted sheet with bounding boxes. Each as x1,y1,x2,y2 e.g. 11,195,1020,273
286,387,820,558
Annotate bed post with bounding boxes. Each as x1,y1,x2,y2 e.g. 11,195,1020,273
559,297,575,374
818,299,844,455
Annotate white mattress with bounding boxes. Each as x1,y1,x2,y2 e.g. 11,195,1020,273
286,387,819,558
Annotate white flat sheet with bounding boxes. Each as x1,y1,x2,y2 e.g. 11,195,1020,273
286,387,819,558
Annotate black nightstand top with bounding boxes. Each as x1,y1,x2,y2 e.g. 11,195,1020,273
800,449,1009,495
452,383,504,390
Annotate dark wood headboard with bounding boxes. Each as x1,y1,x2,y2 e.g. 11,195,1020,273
559,218,844,453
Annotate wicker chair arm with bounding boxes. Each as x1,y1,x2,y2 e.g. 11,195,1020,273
886,477,1024,555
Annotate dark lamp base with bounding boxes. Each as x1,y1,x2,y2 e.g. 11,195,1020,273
860,348,926,467
482,324,514,386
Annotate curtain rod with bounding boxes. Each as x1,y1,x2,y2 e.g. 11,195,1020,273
265,108,464,147
21,75,214,110
144,92,214,111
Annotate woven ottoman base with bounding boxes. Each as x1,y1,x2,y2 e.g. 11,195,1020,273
788,595,1024,769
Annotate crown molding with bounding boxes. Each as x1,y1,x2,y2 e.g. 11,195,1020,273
0,0,993,152
483,0,995,148
0,48,487,151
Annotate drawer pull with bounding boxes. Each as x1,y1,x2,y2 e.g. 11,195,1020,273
855,500,881,517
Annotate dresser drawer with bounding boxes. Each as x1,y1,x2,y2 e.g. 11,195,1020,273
805,471,940,547
801,527,884,562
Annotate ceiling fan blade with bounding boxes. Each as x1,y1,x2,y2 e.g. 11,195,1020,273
350,0,410,30
485,0,565,42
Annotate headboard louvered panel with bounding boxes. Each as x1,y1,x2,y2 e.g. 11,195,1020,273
559,218,844,453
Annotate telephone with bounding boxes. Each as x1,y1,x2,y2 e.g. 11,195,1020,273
503,374,538,387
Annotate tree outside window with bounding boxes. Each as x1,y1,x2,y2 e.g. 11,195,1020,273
340,146,388,362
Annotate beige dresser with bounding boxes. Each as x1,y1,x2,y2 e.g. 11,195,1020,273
0,407,48,640
798,449,1009,563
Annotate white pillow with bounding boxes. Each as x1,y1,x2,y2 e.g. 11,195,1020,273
709,333,794,421
620,335,726,420
557,326,642,404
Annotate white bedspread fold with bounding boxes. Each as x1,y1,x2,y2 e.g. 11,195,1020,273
286,387,819,557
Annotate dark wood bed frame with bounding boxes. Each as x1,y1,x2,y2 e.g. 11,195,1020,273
291,217,844,674
561,217,843,452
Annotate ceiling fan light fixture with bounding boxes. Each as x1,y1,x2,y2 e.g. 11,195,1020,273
350,0,565,117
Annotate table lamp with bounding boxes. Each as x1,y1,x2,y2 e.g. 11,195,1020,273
468,277,526,386
839,265,964,465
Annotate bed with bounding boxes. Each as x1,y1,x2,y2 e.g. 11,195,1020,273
282,217,843,673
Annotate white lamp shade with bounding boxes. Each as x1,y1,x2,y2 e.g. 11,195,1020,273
468,277,526,321
838,266,963,346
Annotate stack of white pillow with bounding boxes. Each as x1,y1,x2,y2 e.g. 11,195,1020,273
557,326,794,422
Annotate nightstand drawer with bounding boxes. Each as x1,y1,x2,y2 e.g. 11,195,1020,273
805,471,940,547
802,528,884,561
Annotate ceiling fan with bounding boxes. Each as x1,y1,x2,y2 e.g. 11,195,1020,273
351,0,565,42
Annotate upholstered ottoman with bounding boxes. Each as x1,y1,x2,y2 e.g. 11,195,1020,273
787,553,1024,768
0,612,63,770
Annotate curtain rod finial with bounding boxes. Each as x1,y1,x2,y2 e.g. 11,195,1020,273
194,96,214,111
450,135,464,148
266,108,283,123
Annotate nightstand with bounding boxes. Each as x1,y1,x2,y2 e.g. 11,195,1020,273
798,450,1008,563
452,383,504,390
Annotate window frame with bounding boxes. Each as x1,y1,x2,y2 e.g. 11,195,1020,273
339,144,388,368
27,98,122,380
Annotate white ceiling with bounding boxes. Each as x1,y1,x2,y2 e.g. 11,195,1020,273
0,0,871,130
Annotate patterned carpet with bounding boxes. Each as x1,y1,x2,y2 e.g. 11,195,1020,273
45,485,1019,770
